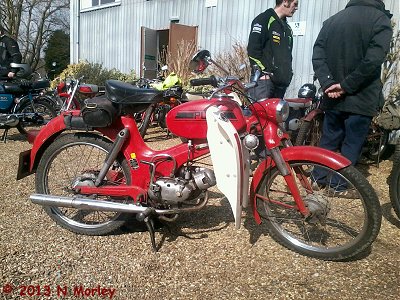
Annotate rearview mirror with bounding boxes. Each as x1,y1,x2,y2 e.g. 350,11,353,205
189,50,211,74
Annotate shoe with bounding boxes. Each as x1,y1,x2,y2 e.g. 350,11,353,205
331,189,360,199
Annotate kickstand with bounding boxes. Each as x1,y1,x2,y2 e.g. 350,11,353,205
144,216,158,252
136,208,158,252
1,129,9,142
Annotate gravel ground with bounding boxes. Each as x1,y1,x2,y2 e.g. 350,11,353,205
0,128,399,300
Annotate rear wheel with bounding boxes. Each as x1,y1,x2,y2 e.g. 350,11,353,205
16,97,57,135
389,144,400,218
255,162,381,260
35,133,132,235
138,104,156,137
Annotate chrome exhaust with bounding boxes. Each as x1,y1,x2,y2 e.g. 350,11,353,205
29,192,209,215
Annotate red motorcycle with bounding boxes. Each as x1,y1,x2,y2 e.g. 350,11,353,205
17,50,381,261
55,76,101,112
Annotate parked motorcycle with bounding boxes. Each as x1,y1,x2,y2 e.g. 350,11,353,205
294,79,394,163
131,69,184,137
284,84,316,143
294,78,324,147
17,50,382,261
0,63,57,141
381,95,400,218
53,76,102,112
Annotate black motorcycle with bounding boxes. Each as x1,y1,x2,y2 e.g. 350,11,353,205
294,78,395,163
0,63,57,141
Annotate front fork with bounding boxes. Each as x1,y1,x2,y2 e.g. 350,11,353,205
269,142,310,216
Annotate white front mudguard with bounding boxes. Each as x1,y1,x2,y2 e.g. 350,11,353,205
206,106,250,229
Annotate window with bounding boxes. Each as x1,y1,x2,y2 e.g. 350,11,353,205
81,0,120,10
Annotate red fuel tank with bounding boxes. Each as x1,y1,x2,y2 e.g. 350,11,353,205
166,98,247,140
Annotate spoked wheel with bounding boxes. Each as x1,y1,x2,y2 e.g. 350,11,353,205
35,133,132,235
295,114,324,146
389,144,400,218
255,162,381,261
134,104,156,137
17,97,57,135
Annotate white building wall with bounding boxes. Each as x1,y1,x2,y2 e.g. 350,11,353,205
70,0,400,97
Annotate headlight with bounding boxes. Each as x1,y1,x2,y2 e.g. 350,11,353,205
276,100,289,123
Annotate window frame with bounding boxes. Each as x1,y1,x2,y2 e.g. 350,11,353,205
80,0,121,12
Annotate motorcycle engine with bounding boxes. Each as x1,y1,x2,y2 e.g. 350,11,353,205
148,167,216,205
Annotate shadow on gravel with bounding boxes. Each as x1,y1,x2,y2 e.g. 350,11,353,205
381,202,400,228
1,130,27,142
114,190,233,250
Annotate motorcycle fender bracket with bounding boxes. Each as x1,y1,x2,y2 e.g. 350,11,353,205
17,149,34,180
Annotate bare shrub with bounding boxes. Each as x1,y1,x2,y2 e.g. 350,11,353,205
159,40,198,87
210,42,250,82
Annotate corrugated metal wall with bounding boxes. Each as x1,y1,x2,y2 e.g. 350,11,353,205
70,0,399,97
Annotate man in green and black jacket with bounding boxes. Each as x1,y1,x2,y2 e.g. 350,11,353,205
247,0,298,99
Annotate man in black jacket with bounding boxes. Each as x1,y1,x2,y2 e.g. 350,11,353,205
312,0,392,196
0,25,22,78
247,0,298,99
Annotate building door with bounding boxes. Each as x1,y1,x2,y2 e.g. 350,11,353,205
141,27,158,78
168,23,198,60
141,24,198,79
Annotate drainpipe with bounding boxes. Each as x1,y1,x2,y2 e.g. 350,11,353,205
71,0,80,63
76,0,81,62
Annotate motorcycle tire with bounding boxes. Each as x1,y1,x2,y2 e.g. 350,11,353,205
294,115,324,146
16,97,57,135
138,104,156,137
255,162,381,261
35,132,132,235
389,144,400,218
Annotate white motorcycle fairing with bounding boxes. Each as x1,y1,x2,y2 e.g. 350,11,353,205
206,106,250,229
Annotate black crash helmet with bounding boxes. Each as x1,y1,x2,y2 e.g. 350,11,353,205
298,83,316,98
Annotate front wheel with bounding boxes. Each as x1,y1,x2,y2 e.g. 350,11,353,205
295,114,324,146
255,162,381,261
16,96,57,135
389,144,400,218
35,133,132,235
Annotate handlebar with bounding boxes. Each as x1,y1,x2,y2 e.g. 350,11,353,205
190,75,219,87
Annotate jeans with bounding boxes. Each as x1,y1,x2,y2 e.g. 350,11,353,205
313,110,372,190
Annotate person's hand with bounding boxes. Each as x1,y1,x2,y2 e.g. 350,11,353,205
7,71,15,78
325,83,345,99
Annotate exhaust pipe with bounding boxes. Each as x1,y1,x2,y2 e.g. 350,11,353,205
29,193,208,215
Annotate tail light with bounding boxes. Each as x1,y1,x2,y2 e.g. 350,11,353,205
79,86,94,93
79,84,99,98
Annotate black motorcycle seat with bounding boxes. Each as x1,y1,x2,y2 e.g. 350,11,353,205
105,79,163,105
2,79,50,93
32,79,50,90
3,83,24,93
